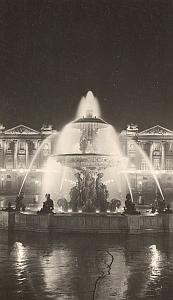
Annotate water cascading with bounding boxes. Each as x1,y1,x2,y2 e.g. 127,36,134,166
52,91,132,212
20,90,164,212
18,132,59,196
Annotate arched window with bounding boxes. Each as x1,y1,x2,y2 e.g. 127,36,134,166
153,157,160,169
19,142,25,151
43,143,50,155
153,143,161,151
128,143,136,157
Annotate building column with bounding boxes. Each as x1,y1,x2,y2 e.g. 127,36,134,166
37,140,42,168
2,140,6,168
14,141,18,169
137,141,142,170
161,143,165,170
25,142,28,168
149,142,153,164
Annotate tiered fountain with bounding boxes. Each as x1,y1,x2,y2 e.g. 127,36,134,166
0,91,167,234
49,91,128,212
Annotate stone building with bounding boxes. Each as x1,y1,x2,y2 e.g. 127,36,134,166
0,124,55,195
120,124,173,203
1,121,173,204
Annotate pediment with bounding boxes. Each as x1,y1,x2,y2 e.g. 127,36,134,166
4,125,40,135
139,125,173,136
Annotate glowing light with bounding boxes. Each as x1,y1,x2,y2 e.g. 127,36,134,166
1,176,4,181
19,168,24,174
149,244,162,279
78,209,82,213
68,209,72,213
106,209,110,213
134,143,164,199
15,242,26,262
96,210,100,213
76,91,101,118
58,206,63,213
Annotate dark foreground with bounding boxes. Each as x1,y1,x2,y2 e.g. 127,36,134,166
0,231,173,300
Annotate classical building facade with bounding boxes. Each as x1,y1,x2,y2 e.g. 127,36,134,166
0,124,55,195
1,122,173,204
120,124,173,203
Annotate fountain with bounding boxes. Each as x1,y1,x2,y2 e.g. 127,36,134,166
19,90,164,213
48,91,131,212
0,91,168,235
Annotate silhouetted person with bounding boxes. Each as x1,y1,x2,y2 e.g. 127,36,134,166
21,204,26,212
124,193,140,215
151,204,156,214
125,193,133,212
15,192,24,212
43,193,54,213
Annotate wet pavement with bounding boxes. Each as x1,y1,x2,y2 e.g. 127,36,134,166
0,231,173,300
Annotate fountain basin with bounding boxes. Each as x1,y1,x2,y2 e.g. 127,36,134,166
52,153,118,170
1,211,173,234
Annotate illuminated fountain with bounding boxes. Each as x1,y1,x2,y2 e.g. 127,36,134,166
47,91,131,212
20,90,164,213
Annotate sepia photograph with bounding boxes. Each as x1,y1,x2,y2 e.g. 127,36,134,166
0,1,173,299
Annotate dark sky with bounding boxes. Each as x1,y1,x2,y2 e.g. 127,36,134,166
0,0,173,132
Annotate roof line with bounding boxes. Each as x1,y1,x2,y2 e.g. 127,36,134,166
139,124,173,135
4,124,40,134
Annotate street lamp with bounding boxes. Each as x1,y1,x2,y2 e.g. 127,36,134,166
35,179,39,195
1,176,4,192
139,180,142,192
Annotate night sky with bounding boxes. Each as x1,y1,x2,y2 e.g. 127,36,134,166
0,0,173,132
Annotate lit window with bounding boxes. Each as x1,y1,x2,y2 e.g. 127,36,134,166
153,158,160,170
166,159,173,170
154,143,161,151
128,143,136,157
141,159,148,170
19,142,25,150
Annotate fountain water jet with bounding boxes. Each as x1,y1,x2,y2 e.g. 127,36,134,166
18,132,59,196
133,143,164,199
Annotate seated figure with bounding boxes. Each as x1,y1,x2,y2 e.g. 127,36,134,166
151,204,156,214
44,194,54,213
38,193,54,214
125,193,133,212
124,193,140,215
15,192,24,212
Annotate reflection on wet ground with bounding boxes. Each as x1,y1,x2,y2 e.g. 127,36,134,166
0,231,173,300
